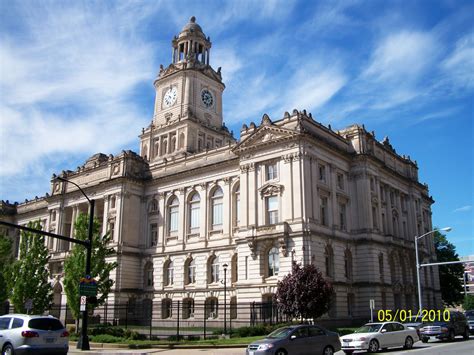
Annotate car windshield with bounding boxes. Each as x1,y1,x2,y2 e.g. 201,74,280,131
354,324,383,333
266,327,294,339
28,318,64,331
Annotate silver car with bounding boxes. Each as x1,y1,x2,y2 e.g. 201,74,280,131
0,314,69,355
246,324,341,355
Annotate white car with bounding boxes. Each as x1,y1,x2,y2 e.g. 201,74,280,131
340,322,418,354
0,314,69,355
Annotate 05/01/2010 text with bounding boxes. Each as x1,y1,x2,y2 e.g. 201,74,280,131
377,309,450,322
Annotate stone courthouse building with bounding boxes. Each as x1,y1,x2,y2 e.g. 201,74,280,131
1,17,441,322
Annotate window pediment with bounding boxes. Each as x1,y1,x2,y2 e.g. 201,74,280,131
259,183,284,198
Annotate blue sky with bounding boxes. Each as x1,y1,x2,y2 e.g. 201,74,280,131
0,0,472,255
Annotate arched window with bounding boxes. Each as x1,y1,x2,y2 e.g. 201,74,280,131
268,247,279,277
182,298,194,319
325,245,334,278
185,258,196,285
233,184,240,227
170,136,176,153
168,196,179,234
230,296,237,319
205,297,218,318
164,260,174,286
144,262,154,288
344,249,353,280
209,255,219,283
210,187,223,229
188,192,200,233
161,139,168,156
161,298,172,319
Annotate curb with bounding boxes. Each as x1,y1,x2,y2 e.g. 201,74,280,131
70,341,248,349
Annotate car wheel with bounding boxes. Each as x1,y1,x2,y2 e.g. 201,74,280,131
2,344,14,355
448,329,455,342
404,336,414,349
463,327,469,340
368,339,379,353
275,349,287,355
323,346,334,355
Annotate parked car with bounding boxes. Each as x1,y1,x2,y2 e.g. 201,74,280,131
465,311,474,334
340,322,418,354
419,311,470,342
402,316,424,338
246,324,341,355
0,314,69,355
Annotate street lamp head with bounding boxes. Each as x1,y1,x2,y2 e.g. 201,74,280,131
440,227,452,232
223,263,228,270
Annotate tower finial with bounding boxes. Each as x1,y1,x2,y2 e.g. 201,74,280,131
190,16,196,23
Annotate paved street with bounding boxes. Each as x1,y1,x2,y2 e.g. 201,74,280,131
68,336,474,355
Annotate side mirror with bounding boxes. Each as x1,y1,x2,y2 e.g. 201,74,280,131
290,335,297,340
381,329,387,333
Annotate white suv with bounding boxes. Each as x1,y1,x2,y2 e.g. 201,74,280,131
0,314,69,355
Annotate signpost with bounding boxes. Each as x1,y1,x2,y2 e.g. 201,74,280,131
80,296,87,312
370,299,375,322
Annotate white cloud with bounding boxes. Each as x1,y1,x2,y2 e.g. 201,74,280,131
453,205,472,213
441,32,474,90
0,2,156,197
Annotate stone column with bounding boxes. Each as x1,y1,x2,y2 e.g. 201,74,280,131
247,163,257,227
240,166,249,228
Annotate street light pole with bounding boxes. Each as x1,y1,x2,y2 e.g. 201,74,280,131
415,227,451,313
57,176,94,351
223,263,228,336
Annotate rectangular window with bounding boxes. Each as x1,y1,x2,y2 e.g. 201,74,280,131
108,222,115,241
235,193,240,225
339,202,346,230
402,221,407,238
266,163,278,181
190,204,200,230
150,223,158,246
370,177,375,192
170,206,179,233
266,196,279,224
320,197,328,226
347,293,355,317
337,173,344,190
319,165,326,182
245,256,248,280
372,206,378,229
188,264,195,284
212,200,223,227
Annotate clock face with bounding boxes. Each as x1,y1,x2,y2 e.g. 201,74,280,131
201,89,214,108
163,87,177,107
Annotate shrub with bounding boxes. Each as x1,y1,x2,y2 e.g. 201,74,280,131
187,335,200,341
91,334,124,343
90,325,125,338
124,329,146,340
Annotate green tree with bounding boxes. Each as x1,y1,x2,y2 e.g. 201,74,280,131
275,262,334,320
6,220,53,313
63,213,117,322
0,234,14,304
433,230,464,306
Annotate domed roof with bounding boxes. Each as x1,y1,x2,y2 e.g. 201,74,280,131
179,16,205,38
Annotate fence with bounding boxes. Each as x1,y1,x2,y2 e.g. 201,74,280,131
5,300,290,340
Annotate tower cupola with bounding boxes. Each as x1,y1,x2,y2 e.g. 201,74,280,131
172,16,211,65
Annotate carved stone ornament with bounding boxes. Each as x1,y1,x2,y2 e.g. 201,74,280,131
259,183,284,198
247,237,257,258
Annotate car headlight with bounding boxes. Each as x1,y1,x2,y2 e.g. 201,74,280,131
258,343,275,350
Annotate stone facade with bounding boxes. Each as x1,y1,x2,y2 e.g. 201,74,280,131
1,17,441,323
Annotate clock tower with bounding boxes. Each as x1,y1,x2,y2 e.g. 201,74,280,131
139,16,234,162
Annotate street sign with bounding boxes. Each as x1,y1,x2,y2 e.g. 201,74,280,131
79,276,98,296
80,296,87,312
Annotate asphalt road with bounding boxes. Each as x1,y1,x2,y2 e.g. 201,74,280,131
68,336,474,354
